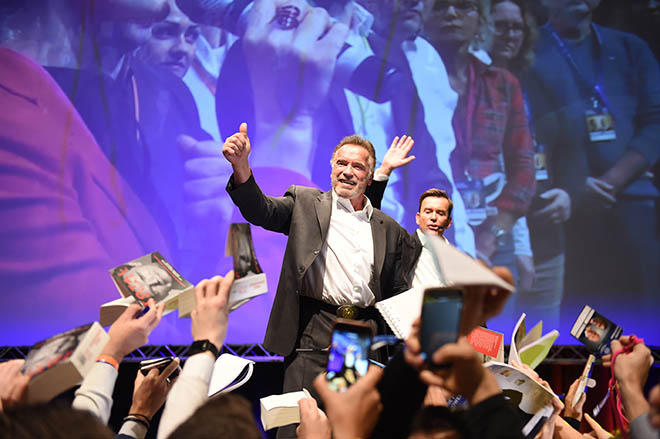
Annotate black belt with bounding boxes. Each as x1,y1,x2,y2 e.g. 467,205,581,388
300,296,379,321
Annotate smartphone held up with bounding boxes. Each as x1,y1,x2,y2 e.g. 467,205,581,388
420,287,464,365
326,319,373,393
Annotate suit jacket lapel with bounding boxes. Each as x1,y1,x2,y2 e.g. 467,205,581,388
371,212,387,300
315,190,333,241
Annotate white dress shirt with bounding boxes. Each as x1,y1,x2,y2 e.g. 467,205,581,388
412,229,449,289
302,191,375,307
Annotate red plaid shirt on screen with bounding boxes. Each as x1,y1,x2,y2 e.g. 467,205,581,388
450,56,536,216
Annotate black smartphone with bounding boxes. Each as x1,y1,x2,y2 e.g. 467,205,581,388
326,319,373,393
420,288,464,364
139,357,181,381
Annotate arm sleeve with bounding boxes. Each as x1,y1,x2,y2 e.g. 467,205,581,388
365,177,388,210
71,362,119,424
157,353,215,439
627,37,660,167
629,412,659,439
226,173,296,234
117,420,148,439
497,74,536,216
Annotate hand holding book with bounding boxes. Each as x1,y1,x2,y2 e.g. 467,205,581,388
103,299,164,362
191,271,235,352
0,359,30,412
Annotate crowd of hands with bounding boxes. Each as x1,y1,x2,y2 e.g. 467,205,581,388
0,269,658,439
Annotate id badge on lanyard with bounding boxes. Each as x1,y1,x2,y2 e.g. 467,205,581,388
585,96,616,142
550,26,617,143
456,178,488,226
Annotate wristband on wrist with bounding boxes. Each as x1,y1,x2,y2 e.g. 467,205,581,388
96,354,119,371
123,415,150,430
188,339,220,359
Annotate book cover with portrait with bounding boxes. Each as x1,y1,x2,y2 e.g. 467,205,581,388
21,321,109,403
570,305,623,356
110,251,192,308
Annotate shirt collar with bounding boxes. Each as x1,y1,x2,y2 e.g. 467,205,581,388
332,189,373,220
416,229,449,247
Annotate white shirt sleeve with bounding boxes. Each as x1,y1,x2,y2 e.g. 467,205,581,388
118,420,149,439
71,361,118,424
512,217,533,257
157,353,215,439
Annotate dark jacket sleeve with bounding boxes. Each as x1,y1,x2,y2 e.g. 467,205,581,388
365,178,388,210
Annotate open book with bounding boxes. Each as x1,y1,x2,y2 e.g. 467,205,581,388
260,389,312,431
485,361,562,438
100,224,268,326
21,322,109,403
375,237,514,339
508,313,559,370
208,353,255,398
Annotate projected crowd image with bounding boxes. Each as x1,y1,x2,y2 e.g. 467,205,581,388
0,0,658,346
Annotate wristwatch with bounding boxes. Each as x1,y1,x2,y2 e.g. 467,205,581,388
188,339,220,359
490,224,509,248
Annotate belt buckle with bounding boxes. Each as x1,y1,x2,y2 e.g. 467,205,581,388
336,305,358,319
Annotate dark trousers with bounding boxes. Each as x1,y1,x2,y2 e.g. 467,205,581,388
276,301,379,439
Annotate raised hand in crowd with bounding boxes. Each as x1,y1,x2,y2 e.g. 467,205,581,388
129,358,181,422
296,397,331,439
460,265,515,335
375,135,416,177
190,271,235,351
0,360,30,412
606,336,653,422
313,366,384,439
103,299,165,363
564,377,587,421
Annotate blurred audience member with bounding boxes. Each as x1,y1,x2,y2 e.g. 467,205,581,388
489,0,567,330
157,271,235,438
0,47,169,344
524,0,660,321
425,0,536,331
353,0,475,254
0,403,114,439
137,0,201,79
183,25,238,141
166,393,261,439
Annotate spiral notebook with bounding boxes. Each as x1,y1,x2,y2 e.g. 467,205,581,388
375,287,423,339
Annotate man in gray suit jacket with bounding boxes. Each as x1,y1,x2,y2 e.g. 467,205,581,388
223,123,412,423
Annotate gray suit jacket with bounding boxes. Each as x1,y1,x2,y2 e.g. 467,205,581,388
227,174,414,356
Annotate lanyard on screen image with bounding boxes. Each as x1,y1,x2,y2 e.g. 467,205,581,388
549,24,612,111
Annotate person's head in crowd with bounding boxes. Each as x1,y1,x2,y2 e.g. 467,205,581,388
408,405,467,439
360,0,433,43
543,0,601,38
137,0,200,78
416,188,453,238
330,135,376,206
489,0,537,73
167,393,261,439
425,0,493,53
0,403,114,438
0,0,168,70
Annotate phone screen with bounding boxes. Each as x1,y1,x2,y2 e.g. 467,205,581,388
326,322,372,393
420,288,463,361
